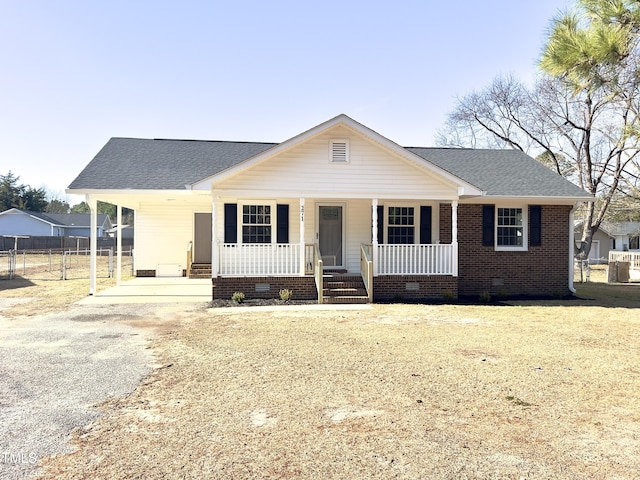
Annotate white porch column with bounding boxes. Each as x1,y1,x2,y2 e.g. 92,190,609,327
372,198,378,276
211,200,218,278
299,198,305,276
116,204,122,285
452,201,459,277
88,195,97,295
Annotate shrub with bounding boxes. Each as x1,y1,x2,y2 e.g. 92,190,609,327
231,291,245,304
279,289,293,303
479,291,491,303
442,289,456,301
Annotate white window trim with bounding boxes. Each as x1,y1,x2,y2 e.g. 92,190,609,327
238,200,277,245
495,205,528,252
329,138,350,163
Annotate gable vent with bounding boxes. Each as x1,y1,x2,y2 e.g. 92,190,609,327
330,139,349,163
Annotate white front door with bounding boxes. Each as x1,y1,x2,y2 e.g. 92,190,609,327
318,204,344,268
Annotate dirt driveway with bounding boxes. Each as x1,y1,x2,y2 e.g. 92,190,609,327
0,299,204,480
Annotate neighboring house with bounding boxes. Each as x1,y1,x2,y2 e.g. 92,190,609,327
575,221,640,263
67,114,592,301
574,221,614,263
0,208,112,238
607,222,640,252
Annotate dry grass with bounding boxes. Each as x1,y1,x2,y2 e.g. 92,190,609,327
33,278,640,479
0,257,131,317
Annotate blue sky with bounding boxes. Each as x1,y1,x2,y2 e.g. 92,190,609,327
1,0,569,202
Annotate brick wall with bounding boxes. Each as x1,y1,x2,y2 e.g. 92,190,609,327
457,204,572,297
213,276,317,301
373,275,458,302
439,204,452,244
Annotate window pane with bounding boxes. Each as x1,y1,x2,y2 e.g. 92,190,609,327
496,208,523,247
242,205,272,243
387,207,415,244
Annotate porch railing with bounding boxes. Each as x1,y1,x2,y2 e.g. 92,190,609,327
377,244,454,275
186,241,193,278
220,244,300,276
360,244,373,302
305,243,315,275
609,251,640,266
314,243,324,304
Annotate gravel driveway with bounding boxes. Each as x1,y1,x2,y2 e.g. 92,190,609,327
0,301,158,480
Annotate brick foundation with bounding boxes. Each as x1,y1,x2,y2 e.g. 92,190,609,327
373,275,458,302
213,276,317,301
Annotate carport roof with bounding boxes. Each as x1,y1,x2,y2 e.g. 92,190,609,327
68,138,277,190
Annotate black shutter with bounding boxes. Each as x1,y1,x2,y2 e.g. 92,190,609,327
482,205,495,246
277,204,289,243
420,206,432,244
375,205,384,243
224,203,237,244
530,205,542,246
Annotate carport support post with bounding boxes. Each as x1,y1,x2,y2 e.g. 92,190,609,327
88,195,97,295
211,200,218,279
116,204,122,285
299,198,305,275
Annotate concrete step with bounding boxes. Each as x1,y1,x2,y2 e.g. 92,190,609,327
323,287,368,296
189,263,211,279
322,295,370,304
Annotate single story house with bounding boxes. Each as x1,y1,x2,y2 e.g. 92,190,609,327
0,208,112,238
67,114,592,302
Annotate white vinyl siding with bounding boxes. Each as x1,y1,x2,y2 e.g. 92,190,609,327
135,199,211,272
213,125,458,199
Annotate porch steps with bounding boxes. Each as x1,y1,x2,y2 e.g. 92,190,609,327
189,263,212,279
322,275,370,304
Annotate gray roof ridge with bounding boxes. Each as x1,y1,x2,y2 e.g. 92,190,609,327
111,136,279,146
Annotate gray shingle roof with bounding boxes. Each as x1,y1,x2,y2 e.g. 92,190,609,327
407,147,591,198
68,138,277,190
68,137,591,199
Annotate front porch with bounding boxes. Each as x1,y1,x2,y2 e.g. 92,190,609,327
197,241,458,304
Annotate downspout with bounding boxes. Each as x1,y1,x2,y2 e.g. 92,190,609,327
568,204,576,294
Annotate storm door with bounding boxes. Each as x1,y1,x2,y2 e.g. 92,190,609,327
318,205,344,268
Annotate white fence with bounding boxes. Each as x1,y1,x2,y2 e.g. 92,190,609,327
376,244,454,275
219,244,301,276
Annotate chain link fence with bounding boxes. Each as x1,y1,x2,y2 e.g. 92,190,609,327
1,248,134,281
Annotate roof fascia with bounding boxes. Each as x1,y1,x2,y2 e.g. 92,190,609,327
459,195,594,205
